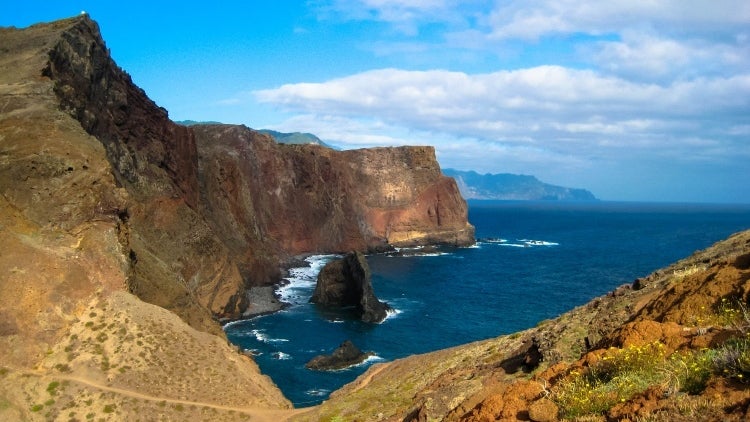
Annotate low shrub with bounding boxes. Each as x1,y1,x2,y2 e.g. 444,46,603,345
553,342,717,418
712,335,750,382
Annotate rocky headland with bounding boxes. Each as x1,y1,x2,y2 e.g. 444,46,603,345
0,15,471,421
444,168,597,201
1,14,748,422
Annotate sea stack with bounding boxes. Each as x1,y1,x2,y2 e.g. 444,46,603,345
311,252,392,323
305,340,374,371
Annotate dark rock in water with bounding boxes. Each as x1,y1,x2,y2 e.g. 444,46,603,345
310,252,392,323
305,340,373,371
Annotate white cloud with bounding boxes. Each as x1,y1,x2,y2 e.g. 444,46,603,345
585,31,750,82
255,67,750,142
254,0,750,200
254,65,750,187
485,0,750,40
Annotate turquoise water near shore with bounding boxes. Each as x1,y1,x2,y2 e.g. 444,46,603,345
225,201,750,406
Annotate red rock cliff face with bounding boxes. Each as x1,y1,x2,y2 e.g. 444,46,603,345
194,124,475,259
38,16,474,326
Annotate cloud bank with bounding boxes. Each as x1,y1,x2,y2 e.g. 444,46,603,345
255,0,749,201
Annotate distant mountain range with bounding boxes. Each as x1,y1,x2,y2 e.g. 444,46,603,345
443,169,597,201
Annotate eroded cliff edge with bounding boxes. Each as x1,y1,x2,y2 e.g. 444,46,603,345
0,17,293,421
0,14,473,420
34,15,473,325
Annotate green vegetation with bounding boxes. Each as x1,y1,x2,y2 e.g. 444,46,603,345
46,381,60,395
713,336,750,382
30,404,44,412
553,342,669,418
103,404,115,413
552,341,720,418
553,298,750,418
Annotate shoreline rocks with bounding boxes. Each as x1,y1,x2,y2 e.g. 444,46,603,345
306,340,374,371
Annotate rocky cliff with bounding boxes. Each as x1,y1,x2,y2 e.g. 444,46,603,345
23,15,472,326
0,17,292,421
0,15,473,421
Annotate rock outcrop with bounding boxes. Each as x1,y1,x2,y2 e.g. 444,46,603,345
0,14,473,421
193,124,475,256
21,15,474,328
311,252,392,323
0,17,291,421
305,340,374,371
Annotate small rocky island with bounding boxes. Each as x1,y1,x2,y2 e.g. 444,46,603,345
305,340,374,371
311,252,392,323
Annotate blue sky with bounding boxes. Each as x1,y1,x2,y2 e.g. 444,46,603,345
2,1,749,202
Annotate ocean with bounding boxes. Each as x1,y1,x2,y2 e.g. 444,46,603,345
224,201,750,407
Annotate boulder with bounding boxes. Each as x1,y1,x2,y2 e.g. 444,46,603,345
306,340,373,371
311,252,392,323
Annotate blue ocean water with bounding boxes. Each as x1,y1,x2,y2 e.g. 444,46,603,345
224,201,750,407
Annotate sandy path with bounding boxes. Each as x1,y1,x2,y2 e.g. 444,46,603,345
12,368,315,421
352,362,391,392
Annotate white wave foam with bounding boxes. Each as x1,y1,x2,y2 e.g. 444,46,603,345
221,319,247,330
518,239,559,246
500,243,527,248
483,238,508,243
380,307,402,323
330,354,386,371
272,351,291,360
251,329,288,343
305,388,331,397
277,254,340,305
351,354,385,368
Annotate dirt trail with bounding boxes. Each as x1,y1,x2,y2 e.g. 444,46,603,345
12,367,316,421
352,362,391,392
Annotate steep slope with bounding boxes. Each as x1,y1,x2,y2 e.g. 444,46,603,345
32,15,473,325
444,168,597,201
0,17,291,421
295,230,750,421
0,14,474,420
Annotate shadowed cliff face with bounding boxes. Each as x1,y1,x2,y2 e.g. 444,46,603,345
8,15,473,329
0,17,292,419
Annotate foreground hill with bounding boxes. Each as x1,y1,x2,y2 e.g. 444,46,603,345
294,229,750,421
0,15,472,421
444,169,597,201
